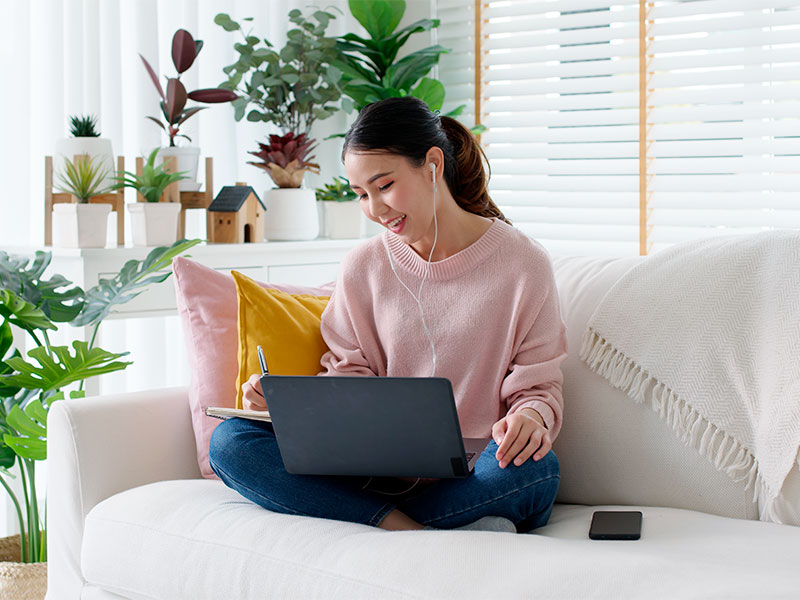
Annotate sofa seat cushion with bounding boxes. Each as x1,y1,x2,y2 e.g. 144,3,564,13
82,479,800,600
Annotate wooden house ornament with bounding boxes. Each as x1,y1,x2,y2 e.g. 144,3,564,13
208,185,266,243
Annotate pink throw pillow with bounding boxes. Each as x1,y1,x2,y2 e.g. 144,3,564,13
172,257,334,479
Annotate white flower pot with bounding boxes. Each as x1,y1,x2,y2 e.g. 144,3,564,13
157,146,201,192
318,201,361,239
360,212,384,238
127,202,181,247
51,203,111,248
263,188,319,241
53,137,116,191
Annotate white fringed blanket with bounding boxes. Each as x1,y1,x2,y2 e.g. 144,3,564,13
580,231,800,521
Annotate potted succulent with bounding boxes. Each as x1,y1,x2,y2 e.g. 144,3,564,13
53,115,117,192
0,240,199,599
315,176,360,239
215,8,344,240
52,155,113,248
114,148,189,246
140,28,237,191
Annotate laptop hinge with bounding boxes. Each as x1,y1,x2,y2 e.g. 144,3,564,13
451,457,466,477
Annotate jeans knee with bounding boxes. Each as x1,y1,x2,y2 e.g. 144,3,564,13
209,418,251,473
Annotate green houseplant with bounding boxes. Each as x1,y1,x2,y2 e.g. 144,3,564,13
315,176,360,239
0,239,199,576
54,114,116,195
114,148,189,246
215,8,345,240
51,154,115,248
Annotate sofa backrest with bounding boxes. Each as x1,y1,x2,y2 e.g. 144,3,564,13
550,255,758,520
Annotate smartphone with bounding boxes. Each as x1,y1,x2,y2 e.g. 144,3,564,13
589,510,642,540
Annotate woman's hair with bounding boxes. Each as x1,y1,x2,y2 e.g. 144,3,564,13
342,97,511,224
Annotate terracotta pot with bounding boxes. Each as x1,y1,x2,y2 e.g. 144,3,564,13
0,535,47,600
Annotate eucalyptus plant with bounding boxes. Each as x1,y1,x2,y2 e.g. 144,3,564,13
0,238,200,563
215,8,344,135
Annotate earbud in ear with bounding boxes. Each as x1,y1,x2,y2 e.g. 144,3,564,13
429,162,436,186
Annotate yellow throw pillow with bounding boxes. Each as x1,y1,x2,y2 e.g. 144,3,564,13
232,270,330,409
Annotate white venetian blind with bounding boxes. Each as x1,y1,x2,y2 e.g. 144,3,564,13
481,0,642,256
647,1,800,253
434,0,478,127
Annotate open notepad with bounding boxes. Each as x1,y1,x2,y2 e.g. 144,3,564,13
205,407,272,422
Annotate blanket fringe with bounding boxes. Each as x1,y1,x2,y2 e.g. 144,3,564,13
580,328,775,515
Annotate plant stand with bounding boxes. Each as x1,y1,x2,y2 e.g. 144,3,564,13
0,535,47,600
44,155,125,246
136,156,213,240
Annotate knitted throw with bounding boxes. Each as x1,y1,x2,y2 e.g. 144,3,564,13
580,231,800,522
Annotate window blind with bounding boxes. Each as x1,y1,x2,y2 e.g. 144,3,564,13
480,0,642,256
647,1,800,252
434,0,478,127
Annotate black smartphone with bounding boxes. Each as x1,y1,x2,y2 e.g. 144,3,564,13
589,510,642,540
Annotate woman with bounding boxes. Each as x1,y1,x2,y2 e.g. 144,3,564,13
209,97,567,533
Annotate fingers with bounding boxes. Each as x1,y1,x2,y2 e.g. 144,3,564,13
513,430,553,466
493,414,552,468
242,373,268,411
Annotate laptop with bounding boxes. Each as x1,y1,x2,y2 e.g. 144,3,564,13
259,374,490,478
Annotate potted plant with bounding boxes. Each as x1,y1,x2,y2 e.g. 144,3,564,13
215,8,344,240
315,176,360,239
140,28,237,191
0,240,199,599
114,148,189,246
53,115,117,192
52,154,114,248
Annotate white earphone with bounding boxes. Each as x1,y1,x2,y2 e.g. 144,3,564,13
384,161,440,377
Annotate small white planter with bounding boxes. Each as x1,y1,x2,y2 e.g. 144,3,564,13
127,202,182,247
360,212,384,238
51,203,112,248
157,146,201,191
318,201,361,239
53,137,116,191
263,188,319,241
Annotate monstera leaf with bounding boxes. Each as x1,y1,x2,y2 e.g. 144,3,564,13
0,290,56,334
71,239,201,328
0,251,84,322
3,391,83,461
1,341,130,393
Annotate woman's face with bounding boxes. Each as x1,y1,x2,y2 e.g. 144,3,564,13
344,151,435,242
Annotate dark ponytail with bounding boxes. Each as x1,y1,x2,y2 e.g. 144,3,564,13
342,97,511,225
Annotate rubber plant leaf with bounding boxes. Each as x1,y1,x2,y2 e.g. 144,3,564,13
187,89,238,103
71,239,201,328
166,79,188,123
172,29,197,74
1,341,131,393
139,53,166,102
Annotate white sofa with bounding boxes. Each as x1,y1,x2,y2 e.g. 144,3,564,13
45,255,800,599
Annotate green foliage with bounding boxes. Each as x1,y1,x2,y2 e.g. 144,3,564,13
113,147,188,202
72,238,201,328
54,154,112,203
335,0,462,116
0,239,198,562
215,8,344,136
69,114,101,137
315,176,358,202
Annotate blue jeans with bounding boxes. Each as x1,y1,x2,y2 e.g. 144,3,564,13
209,417,560,532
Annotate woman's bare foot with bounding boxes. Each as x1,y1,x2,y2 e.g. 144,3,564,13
377,509,424,531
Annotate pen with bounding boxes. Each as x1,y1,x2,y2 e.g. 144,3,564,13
257,345,269,376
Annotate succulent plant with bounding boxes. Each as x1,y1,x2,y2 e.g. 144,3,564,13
55,154,112,202
140,29,238,147
315,176,358,202
113,148,188,202
69,115,101,138
248,132,320,189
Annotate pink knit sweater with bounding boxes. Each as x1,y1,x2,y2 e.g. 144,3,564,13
318,219,568,441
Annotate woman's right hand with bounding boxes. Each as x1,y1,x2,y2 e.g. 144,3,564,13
242,373,269,412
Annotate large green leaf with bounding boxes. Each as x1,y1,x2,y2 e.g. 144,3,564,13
0,290,56,333
410,78,445,111
0,251,85,322
385,46,449,93
71,239,201,328
0,319,21,398
1,341,131,393
349,0,404,41
3,398,50,461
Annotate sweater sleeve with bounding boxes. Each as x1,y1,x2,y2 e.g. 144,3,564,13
500,263,568,440
317,267,378,377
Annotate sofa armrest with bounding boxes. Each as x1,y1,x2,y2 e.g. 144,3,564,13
46,386,201,600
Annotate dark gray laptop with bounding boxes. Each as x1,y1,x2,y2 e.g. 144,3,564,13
260,374,490,478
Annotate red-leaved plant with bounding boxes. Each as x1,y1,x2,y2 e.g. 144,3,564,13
140,29,237,147
248,132,320,188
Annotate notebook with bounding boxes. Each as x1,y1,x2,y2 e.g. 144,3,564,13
208,375,489,478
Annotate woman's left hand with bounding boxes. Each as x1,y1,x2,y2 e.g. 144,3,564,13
492,408,551,469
